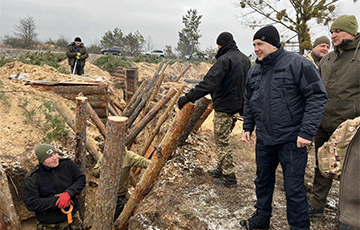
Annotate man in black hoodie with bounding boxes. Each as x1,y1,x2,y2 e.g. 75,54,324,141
177,32,251,186
23,144,86,229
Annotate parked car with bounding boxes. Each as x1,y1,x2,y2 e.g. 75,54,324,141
142,50,165,58
184,52,209,61
101,47,122,55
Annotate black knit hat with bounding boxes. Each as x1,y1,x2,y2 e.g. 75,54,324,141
216,32,234,46
253,25,280,48
74,37,82,42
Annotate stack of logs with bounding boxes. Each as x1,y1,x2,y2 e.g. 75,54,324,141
0,62,214,230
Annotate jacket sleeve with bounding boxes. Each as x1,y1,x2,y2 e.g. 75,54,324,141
80,47,89,60
298,61,328,140
242,72,256,134
23,173,58,213
127,150,151,168
65,160,86,198
66,46,76,58
185,59,226,102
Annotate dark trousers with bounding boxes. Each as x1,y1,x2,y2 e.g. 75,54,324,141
71,62,84,75
255,140,310,230
114,195,127,221
309,126,334,210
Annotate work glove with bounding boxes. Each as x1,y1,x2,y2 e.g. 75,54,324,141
178,96,190,110
76,52,81,59
55,192,71,209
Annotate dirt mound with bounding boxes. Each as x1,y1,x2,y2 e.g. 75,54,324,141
132,61,212,82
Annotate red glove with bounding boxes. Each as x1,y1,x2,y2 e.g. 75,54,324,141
55,192,71,209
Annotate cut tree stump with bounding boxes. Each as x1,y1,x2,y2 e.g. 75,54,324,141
93,116,128,230
75,96,87,221
113,102,195,230
0,164,21,230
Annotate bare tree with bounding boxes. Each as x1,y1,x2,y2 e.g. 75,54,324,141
14,15,38,48
144,36,155,51
236,0,357,54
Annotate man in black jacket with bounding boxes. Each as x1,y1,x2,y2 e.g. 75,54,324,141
240,25,327,230
177,32,251,186
23,144,86,229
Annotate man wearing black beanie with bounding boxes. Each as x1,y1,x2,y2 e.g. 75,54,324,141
177,32,251,186
66,37,89,75
240,25,328,230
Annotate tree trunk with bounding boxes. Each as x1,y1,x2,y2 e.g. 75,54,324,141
54,101,101,161
75,96,87,221
178,96,212,146
0,164,21,230
93,116,128,230
113,102,195,230
138,86,184,157
192,102,213,134
86,102,107,138
125,87,177,148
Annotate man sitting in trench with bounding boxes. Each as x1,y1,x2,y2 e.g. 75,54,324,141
93,149,151,220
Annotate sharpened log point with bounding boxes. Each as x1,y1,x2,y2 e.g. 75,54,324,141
108,116,128,122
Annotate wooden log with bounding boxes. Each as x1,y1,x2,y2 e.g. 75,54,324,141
0,165,21,230
126,72,161,128
54,85,107,95
125,61,168,128
75,96,87,221
113,102,195,230
138,86,184,157
192,102,213,134
125,87,177,148
174,64,192,82
112,100,125,112
59,94,107,105
121,80,147,116
177,96,212,146
108,102,119,116
54,101,101,161
86,102,107,138
93,116,128,230
135,73,166,123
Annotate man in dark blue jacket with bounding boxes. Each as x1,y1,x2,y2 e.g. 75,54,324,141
240,26,327,230
178,32,251,186
23,144,86,229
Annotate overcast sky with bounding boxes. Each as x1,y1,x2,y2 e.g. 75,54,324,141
1,0,360,55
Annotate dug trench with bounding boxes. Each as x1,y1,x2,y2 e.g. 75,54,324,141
0,58,340,229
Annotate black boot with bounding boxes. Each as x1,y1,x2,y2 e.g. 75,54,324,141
240,211,270,230
212,173,237,186
207,168,223,178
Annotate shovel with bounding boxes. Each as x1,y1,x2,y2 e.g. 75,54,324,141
72,59,78,75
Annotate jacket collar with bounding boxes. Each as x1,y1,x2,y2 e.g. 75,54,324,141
334,33,360,61
256,45,284,67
